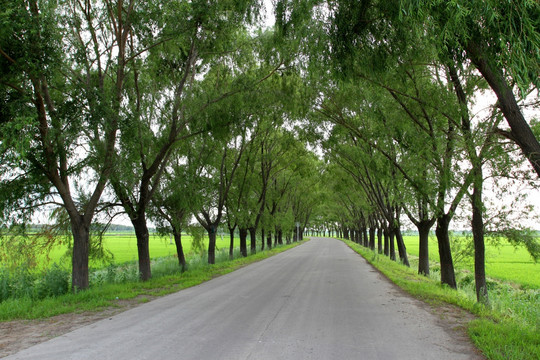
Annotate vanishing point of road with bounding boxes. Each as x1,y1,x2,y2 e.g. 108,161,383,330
5,237,484,360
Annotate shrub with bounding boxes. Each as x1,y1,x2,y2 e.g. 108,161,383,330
34,264,69,299
11,265,36,299
0,268,11,302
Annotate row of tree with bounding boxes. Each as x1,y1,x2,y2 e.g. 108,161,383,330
281,0,540,304
0,0,322,290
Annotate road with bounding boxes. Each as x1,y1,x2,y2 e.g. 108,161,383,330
5,237,483,360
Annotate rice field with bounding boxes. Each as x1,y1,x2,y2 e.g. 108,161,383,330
402,235,539,288
40,232,234,269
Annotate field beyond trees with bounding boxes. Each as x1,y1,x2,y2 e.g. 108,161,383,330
37,233,540,289
41,233,229,269
402,235,539,289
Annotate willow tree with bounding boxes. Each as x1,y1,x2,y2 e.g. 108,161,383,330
400,0,540,177
108,0,270,280
149,155,192,272
189,124,250,264
0,0,140,290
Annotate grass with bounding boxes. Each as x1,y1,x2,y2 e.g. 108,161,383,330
341,239,540,360
402,235,539,288
0,240,308,322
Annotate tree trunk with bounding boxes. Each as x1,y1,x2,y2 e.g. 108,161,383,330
435,214,457,288
172,227,187,272
363,228,369,247
249,227,257,255
133,214,151,281
261,228,265,251
70,218,90,291
229,227,235,260
448,59,486,297
395,227,410,267
207,229,217,264
389,226,396,261
417,221,432,276
466,41,540,177
472,167,488,304
266,230,272,249
377,228,383,254
239,228,248,257
383,228,389,256
277,229,283,245
369,227,375,250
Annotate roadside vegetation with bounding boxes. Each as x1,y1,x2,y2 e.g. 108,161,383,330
342,239,539,360
0,238,307,322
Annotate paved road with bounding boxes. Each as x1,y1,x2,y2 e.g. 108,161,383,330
6,238,482,360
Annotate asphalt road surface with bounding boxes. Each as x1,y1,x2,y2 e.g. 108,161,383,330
5,237,483,360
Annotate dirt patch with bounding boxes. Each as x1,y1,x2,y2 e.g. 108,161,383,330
0,297,149,358
429,303,486,359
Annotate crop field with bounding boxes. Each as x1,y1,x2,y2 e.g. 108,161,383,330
402,235,539,288
40,233,233,269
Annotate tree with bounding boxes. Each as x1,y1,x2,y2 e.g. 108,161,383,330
149,154,192,272
0,0,137,290
108,1,268,279
190,126,248,264
400,0,540,177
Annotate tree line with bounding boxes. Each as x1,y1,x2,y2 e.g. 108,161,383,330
284,0,540,305
0,0,321,290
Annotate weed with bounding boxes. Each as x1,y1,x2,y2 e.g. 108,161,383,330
34,264,69,299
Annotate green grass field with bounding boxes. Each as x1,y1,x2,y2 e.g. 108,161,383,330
40,233,234,269
402,235,539,288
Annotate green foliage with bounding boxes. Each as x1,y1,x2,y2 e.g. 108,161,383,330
0,263,69,302
399,0,540,95
33,264,70,299
487,228,540,262
188,226,207,256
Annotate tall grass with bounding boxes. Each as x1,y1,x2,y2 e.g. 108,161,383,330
0,264,70,302
0,233,242,302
